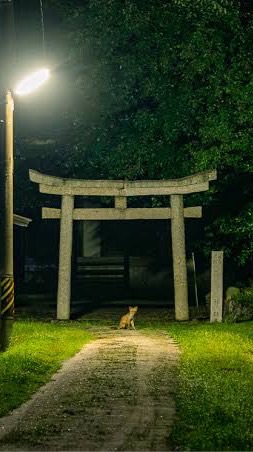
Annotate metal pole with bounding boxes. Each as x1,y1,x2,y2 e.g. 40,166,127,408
192,252,199,308
0,90,14,351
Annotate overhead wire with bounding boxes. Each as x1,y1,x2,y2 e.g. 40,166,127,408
39,0,46,57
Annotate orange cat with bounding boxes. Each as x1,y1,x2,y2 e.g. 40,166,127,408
119,306,138,330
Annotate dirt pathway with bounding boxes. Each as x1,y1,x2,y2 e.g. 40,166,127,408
0,330,179,451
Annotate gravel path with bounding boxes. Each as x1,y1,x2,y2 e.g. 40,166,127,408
0,330,179,451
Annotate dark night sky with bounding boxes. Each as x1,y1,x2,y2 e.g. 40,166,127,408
14,0,45,60
10,0,78,142
14,0,61,61
0,0,95,168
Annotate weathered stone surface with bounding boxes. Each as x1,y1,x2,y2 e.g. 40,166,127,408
30,169,217,196
42,206,202,220
115,196,127,209
57,195,74,320
225,286,241,303
171,194,189,321
224,287,253,322
30,169,217,186
210,251,223,322
39,183,211,196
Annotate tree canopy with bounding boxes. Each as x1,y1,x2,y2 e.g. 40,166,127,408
17,0,253,269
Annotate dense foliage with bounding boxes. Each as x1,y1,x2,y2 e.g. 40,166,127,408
17,0,253,269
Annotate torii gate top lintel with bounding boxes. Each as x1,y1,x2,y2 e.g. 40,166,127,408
29,169,217,196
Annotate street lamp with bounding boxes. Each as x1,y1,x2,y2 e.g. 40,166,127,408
14,68,50,96
0,68,50,351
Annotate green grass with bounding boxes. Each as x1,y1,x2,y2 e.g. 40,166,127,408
0,320,94,417
164,321,253,451
80,309,253,449
1,308,253,450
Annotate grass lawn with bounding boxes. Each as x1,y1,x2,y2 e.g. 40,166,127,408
164,321,253,451
1,307,253,451
0,320,94,418
79,308,253,450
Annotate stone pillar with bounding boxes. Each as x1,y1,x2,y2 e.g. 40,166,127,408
82,221,101,257
210,251,223,322
171,194,189,321
57,195,74,320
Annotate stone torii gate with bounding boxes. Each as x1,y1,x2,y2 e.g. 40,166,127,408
30,169,217,321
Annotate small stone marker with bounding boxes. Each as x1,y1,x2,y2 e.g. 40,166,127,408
210,251,224,322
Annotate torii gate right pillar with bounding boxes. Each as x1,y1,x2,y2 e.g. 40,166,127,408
171,194,189,321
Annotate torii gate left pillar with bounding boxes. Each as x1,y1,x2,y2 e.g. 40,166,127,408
171,194,188,320
57,195,74,320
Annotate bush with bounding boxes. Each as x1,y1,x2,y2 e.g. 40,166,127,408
224,288,253,322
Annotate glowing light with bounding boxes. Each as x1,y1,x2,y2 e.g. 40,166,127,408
14,68,50,96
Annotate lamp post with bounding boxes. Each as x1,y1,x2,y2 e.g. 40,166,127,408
0,69,50,351
0,90,14,351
